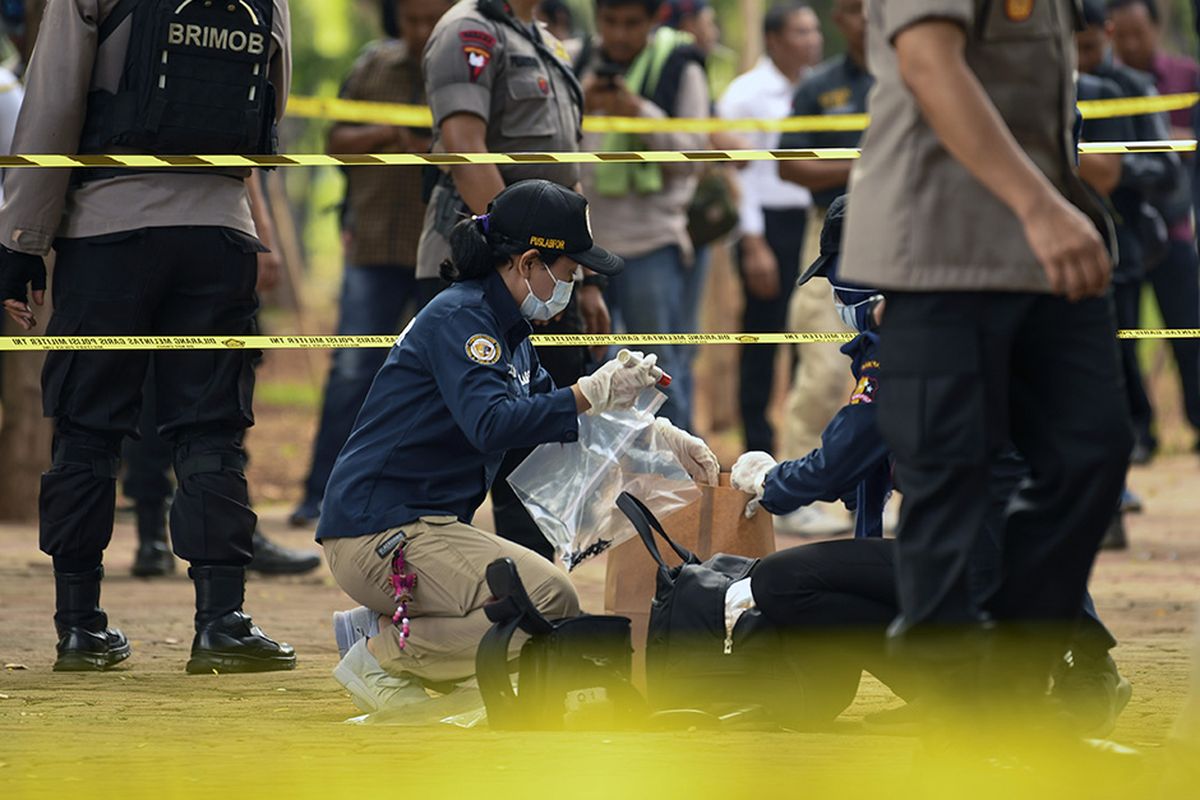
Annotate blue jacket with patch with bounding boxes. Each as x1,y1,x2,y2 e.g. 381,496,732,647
759,332,891,538
315,270,580,541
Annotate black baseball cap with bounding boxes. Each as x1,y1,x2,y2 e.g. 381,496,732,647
797,194,848,287
486,180,624,276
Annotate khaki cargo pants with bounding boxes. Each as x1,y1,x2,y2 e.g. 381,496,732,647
779,205,853,460
323,516,580,683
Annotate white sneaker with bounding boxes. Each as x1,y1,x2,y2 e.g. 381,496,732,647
332,638,429,713
774,505,852,538
363,681,487,726
332,606,380,659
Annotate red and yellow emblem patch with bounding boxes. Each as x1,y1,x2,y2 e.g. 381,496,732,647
849,374,878,405
459,30,496,83
1005,0,1034,22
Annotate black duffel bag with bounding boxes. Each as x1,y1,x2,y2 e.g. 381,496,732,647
616,492,798,722
475,558,645,730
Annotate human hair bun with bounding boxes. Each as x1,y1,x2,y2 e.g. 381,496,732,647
441,216,496,283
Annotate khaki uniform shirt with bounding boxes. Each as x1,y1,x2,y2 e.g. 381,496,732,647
841,0,1105,293
0,0,291,256
416,0,582,279
339,39,427,268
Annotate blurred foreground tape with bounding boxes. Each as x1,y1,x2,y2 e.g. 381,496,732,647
2,330,1198,351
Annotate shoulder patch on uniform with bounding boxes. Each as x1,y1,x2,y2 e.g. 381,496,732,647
463,45,492,82
466,333,502,365
849,374,878,405
459,30,497,49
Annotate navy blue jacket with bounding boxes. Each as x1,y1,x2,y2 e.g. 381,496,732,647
759,332,892,538
316,271,580,541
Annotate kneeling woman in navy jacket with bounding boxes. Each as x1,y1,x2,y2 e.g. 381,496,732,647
318,180,716,714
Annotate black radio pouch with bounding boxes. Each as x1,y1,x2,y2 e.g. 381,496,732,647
475,558,645,730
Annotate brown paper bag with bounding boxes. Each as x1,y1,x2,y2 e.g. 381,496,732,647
603,474,775,687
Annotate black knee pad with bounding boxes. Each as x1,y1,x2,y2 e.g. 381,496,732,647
40,436,122,560
169,431,255,564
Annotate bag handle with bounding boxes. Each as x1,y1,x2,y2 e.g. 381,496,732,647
616,492,696,581
475,558,557,730
474,615,524,730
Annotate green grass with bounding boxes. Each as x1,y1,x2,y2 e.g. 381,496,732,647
255,380,322,411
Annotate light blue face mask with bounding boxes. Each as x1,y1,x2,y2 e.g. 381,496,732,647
520,261,575,321
834,292,885,333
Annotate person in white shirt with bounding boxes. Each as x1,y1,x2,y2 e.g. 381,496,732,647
717,3,849,537
0,65,24,206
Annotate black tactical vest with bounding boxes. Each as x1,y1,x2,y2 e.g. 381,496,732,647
80,0,276,156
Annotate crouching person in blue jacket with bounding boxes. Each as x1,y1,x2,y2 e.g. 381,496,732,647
730,196,1130,736
317,181,719,716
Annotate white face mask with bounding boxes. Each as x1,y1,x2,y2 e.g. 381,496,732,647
834,293,884,333
519,261,574,321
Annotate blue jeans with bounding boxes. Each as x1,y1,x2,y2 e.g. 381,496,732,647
607,244,693,429
1147,239,1200,439
300,264,421,505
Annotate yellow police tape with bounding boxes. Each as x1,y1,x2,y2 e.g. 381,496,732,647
0,141,1192,170
286,92,1199,134
1,330,1198,351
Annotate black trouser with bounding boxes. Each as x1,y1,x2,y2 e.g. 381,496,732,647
1147,239,1200,438
753,539,917,720
122,362,174,505
736,208,807,453
875,291,1131,677
753,536,1117,716
1113,280,1155,450
40,227,260,569
489,298,588,561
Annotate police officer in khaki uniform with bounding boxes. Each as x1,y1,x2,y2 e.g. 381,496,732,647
0,0,296,674
418,0,611,559
841,0,1130,736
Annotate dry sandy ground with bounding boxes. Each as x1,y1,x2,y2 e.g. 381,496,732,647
2,455,1199,799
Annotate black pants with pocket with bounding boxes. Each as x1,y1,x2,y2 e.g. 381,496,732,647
736,208,806,454
875,291,1131,674
39,227,261,568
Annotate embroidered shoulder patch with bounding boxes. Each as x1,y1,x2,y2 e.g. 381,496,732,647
459,30,496,82
459,29,497,49
466,333,502,365
463,46,492,82
849,374,878,405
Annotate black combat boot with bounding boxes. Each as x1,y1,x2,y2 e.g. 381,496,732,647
131,499,175,577
186,565,296,674
53,567,132,672
247,529,321,575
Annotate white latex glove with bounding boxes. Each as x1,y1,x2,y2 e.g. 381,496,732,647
653,417,720,486
576,349,663,415
731,451,778,518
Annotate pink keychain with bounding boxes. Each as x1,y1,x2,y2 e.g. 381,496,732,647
390,549,418,649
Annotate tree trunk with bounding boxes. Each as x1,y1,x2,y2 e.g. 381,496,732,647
0,326,50,522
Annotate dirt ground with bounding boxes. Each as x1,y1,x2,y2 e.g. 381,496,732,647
3,346,1200,798
2,449,1199,798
